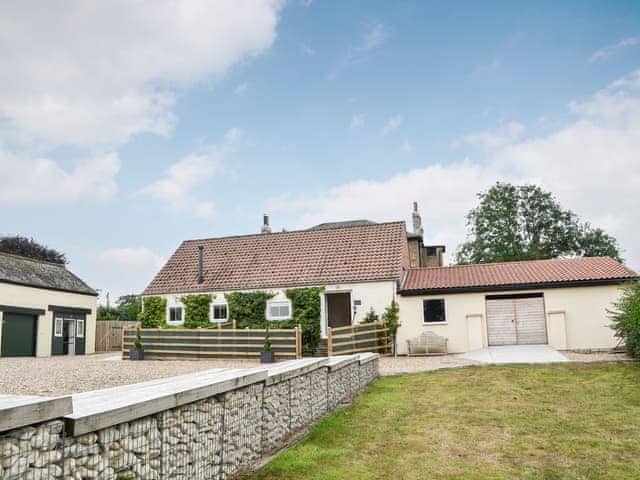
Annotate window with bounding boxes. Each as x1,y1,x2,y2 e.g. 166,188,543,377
168,306,183,323
54,317,63,337
266,300,292,321
76,319,85,338
212,303,228,322
426,246,437,257
423,299,446,323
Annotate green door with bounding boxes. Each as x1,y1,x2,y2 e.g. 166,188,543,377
1,312,37,356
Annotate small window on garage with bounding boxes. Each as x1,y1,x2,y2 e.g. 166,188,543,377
423,299,446,323
212,303,228,322
168,306,183,323
54,317,63,337
266,300,292,321
77,319,85,338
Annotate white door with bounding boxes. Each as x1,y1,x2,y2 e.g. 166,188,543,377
486,295,547,346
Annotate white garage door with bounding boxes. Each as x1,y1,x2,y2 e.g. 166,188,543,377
486,295,547,346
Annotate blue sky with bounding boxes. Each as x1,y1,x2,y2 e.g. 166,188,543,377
1,0,639,303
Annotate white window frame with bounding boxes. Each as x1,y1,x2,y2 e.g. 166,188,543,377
266,299,292,321
76,318,85,338
167,306,184,325
54,317,63,337
211,302,229,323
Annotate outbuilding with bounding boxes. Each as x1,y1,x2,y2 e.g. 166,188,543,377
0,253,97,357
397,257,638,354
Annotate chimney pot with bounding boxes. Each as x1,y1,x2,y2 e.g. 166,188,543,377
261,214,272,234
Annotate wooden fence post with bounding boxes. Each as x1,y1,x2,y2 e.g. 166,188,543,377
121,326,127,359
327,327,333,357
296,324,302,359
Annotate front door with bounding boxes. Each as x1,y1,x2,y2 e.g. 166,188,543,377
63,319,76,355
326,293,351,329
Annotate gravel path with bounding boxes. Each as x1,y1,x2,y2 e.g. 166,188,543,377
0,353,259,396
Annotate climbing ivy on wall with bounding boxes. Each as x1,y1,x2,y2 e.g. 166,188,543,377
286,287,323,356
226,291,275,329
224,288,323,355
138,296,166,328
181,294,213,328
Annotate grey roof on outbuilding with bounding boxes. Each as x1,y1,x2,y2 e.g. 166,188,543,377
0,253,97,296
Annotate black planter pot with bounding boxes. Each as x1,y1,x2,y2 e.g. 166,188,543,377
130,348,144,361
260,350,275,363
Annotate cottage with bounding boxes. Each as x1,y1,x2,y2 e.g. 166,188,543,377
143,205,637,356
0,253,97,357
396,257,638,354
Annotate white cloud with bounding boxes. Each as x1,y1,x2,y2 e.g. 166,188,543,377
234,83,249,95
0,149,120,205
382,114,403,135
301,44,315,56
329,21,389,78
589,36,640,63
462,121,525,151
267,69,640,269
96,247,165,300
400,140,413,153
350,114,365,129
135,128,243,218
0,1,283,148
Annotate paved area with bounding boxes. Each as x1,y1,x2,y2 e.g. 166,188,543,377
0,353,258,396
458,345,569,364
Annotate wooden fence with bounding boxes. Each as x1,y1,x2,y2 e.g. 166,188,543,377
327,322,390,356
122,326,302,360
95,320,139,352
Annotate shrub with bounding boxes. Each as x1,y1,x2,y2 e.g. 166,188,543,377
286,287,323,356
181,294,213,328
609,282,640,358
138,296,166,328
382,300,401,356
362,307,379,323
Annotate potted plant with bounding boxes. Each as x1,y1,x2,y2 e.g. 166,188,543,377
130,326,144,360
260,327,275,363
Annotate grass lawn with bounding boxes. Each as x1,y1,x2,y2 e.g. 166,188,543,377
250,363,640,480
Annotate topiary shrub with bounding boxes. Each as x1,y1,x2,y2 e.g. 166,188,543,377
226,291,275,329
181,294,213,328
382,300,400,356
286,287,323,356
609,282,640,358
138,296,167,328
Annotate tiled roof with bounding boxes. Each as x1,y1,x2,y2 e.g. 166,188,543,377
143,221,409,295
0,253,97,295
400,257,638,295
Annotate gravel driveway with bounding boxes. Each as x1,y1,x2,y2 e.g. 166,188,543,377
0,353,258,396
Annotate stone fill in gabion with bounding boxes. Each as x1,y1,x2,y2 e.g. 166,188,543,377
0,357,379,480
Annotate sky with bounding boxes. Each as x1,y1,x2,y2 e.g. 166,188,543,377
1,0,639,304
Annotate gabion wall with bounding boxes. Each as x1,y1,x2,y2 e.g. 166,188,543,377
0,357,379,480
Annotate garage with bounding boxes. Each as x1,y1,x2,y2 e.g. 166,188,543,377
1,311,38,356
486,293,547,346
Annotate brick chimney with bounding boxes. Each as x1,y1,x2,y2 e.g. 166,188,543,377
412,201,424,237
261,214,272,234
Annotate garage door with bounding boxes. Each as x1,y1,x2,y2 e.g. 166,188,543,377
486,294,547,346
1,312,37,356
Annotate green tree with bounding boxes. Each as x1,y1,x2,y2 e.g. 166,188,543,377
362,307,379,323
115,295,142,321
0,236,67,264
456,183,621,264
286,287,323,356
97,305,119,321
609,282,640,358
